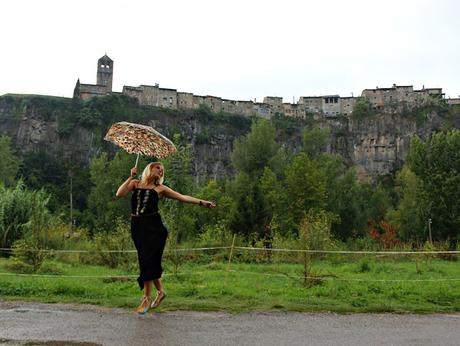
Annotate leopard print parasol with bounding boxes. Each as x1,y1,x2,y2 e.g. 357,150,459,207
104,122,177,158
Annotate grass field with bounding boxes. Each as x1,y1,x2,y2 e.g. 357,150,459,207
0,253,459,314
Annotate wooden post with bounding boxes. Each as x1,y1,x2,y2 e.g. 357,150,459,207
224,234,236,287
428,218,433,244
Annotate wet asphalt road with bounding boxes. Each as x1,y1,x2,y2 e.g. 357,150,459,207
0,301,459,346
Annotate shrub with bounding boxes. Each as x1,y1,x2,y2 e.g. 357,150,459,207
10,237,48,272
93,218,134,269
369,221,400,249
297,209,337,286
356,257,372,273
0,181,50,250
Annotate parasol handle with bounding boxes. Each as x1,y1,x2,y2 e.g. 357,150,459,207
135,153,140,168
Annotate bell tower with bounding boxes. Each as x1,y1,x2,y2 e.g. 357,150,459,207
97,54,113,92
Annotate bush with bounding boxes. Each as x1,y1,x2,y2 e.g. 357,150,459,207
93,218,134,269
297,209,337,286
298,209,337,253
0,181,50,250
10,237,48,272
356,257,372,273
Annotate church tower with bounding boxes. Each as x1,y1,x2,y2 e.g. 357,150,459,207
97,54,113,92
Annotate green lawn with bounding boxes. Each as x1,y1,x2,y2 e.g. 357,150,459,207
0,255,459,313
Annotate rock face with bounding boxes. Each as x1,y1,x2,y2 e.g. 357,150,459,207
0,95,449,181
341,112,443,180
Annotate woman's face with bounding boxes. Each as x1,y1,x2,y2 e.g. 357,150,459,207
151,164,163,178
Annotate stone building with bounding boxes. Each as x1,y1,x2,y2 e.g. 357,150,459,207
263,96,283,114
340,96,356,116
322,95,341,117
97,55,113,92
298,96,323,115
76,55,113,100
177,92,194,109
361,84,444,113
76,56,450,120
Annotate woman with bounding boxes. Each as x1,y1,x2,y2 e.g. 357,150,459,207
116,162,216,314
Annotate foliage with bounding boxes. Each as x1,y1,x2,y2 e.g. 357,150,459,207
387,166,426,242
0,181,50,249
228,172,269,239
188,180,234,240
228,120,280,239
231,119,279,178
298,209,337,252
413,95,448,124
284,152,328,231
10,237,48,272
327,167,362,240
259,167,282,225
161,134,196,242
18,148,90,219
369,221,400,249
93,218,134,269
6,183,52,271
271,113,306,137
407,130,460,245
352,97,374,118
302,127,331,159
87,150,149,232
0,135,21,187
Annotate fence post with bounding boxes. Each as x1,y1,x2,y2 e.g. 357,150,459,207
224,234,236,287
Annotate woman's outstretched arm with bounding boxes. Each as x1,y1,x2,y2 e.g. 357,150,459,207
160,185,216,208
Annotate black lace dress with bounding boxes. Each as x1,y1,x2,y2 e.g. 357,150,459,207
130,188,168,290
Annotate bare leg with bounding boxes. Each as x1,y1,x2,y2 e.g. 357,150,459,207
136,280,153,314
151,278,166,308
144,280,153,298
153,278,164,293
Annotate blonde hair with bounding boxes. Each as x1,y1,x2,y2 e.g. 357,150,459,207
140,162,164,186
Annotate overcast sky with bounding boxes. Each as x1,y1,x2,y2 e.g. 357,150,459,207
1,0,459,102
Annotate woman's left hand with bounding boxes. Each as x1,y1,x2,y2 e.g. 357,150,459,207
201,200,217,208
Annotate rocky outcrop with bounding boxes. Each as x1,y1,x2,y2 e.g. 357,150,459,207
0,95,452,182
340,112,443,180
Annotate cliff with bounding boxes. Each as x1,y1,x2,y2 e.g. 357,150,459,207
0,94,457,183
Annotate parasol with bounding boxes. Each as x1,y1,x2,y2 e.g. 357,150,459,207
104,121,177,166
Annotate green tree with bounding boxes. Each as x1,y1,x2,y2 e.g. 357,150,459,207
327,167,362,240
19,149,89,217
161,134,197,242
303,127,330,159
189,180,233,237
228,172,269,238
283,152,328,234
408,130,460,244
260,167,281,223
231,119,279,178
387,166,426,242
228,119,280,239
0,135,21,187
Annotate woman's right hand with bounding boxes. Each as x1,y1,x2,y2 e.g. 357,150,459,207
130,167,138,178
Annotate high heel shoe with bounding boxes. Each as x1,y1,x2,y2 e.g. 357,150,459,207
136,296,151,315
151,291,166,308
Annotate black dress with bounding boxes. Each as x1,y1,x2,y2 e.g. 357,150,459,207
130,188,168,290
